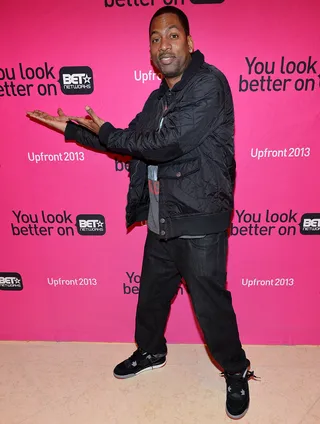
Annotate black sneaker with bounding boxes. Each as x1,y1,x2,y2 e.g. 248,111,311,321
222,368,259,420
113,348,166,379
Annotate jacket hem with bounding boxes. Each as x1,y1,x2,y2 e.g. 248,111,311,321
162,211,232,240
126,210,232,240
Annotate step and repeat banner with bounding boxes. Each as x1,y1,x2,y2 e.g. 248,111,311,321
1,0,319,345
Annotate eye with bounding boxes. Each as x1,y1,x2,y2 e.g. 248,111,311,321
170,33,179,39
151,38,160,44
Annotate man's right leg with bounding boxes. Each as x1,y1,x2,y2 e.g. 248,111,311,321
113,230,182,378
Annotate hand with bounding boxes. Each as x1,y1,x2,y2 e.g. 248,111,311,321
69,106,105,135
27,108,70,133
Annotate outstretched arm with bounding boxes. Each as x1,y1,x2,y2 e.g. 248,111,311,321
97,76,225,162
27,106,143,154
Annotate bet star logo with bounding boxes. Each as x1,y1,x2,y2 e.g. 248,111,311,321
83,75,92,84
58,66,94,95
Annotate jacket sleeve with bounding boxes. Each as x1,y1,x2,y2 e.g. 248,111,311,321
64,111,143,152
98,76,225,163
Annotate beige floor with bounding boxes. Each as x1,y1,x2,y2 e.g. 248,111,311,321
0,342,319,424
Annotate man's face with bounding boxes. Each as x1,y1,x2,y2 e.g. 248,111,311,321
149,13,193,84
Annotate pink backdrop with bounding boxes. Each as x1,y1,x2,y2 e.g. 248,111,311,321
1,0,319,345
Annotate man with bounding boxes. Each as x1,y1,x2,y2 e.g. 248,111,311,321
27,6,257,420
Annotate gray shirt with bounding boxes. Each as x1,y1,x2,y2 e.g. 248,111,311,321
147,164,205,239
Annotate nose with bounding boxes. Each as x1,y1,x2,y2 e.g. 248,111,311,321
159,35,171,52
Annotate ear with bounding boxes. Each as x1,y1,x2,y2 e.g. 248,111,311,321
187,36,194,53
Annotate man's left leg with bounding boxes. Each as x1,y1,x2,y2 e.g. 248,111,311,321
173,231,256,420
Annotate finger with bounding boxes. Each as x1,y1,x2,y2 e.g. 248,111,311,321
57,108,65,117
28,115,49,124
27,112,41,118
85,106,99,123
30,110,48,118
27,110,49,120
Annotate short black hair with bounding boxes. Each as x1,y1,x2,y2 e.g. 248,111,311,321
149,6,190,37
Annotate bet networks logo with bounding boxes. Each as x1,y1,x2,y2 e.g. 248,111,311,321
104,0,223,8
58,66,94,95
11,210,106,237
76,214,106,236
230,209,320,237
299,213,320,235
0,273,23,291
1,62,94,97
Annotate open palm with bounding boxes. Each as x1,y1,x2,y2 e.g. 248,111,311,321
27,108,71,133
27,106,105,135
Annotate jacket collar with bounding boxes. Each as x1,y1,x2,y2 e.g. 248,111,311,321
157,49,204,98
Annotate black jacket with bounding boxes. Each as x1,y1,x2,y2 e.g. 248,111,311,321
65,50,236,240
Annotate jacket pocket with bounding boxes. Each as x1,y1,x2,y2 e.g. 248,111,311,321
157,157,200,180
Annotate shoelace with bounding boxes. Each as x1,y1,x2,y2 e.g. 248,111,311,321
221,370,261,382
220,370,260,397
220,370,261,380
246,370,260,380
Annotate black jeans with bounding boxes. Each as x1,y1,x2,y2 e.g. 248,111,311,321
134,230,250,373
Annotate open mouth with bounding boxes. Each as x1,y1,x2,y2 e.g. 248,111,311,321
159,56,175,65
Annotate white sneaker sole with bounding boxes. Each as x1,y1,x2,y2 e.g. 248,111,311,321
113,360,167,379
226,405,249,420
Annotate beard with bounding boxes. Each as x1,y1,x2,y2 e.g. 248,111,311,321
155,59,182,79
161,68,181,78
153,54,191,80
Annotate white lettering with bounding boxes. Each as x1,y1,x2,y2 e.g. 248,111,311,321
63,73,86,85
304,218,320,228
134,70,162,83
251,148,288,160
0,277,20,285
27,152,64,163
79,219,100,228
